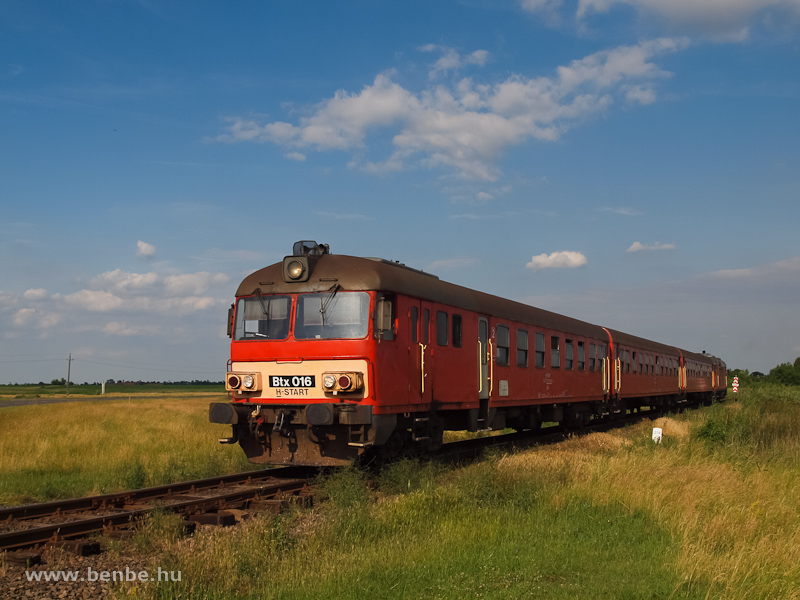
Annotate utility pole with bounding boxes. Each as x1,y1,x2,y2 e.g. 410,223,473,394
66,353,72,395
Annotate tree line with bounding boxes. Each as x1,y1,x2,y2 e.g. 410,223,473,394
729,357,800,387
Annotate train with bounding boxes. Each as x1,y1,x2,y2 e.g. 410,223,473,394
209,241,727,466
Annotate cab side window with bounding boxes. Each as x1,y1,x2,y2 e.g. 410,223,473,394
497,325,510,366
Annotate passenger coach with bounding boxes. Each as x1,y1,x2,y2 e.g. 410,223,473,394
209,242,726,465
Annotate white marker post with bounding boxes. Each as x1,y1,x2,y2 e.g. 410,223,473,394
652,427,663,444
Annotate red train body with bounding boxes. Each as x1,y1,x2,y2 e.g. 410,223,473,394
209,242,727,466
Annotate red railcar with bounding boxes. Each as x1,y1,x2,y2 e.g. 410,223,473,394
209,242,726,466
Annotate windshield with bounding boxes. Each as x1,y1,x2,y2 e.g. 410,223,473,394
294,291,370,340
233,295,291,340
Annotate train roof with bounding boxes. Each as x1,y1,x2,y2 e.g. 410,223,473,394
238,254,604,337
237,253,718,363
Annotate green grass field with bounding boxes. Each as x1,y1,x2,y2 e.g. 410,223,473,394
0,394,256,506
3,385,799,599
111,385,800,600
0,382,224,399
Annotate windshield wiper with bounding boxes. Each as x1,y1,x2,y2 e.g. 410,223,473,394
319,284,341,326
254,288,271,332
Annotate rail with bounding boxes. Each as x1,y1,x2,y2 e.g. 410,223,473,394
0,466,318,553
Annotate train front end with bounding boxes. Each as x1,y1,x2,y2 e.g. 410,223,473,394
208,242,397,466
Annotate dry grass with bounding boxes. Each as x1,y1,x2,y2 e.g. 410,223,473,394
0,395,256,505
7,387,800,599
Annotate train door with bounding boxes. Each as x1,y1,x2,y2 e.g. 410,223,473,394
409,301,433,406
601,328,616,398
477,317,491,428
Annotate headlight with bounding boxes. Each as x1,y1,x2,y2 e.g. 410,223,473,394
286,260,305,280
226,372,261,392
321,371,363,393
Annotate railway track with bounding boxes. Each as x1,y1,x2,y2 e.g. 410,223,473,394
0,465,318,555
428,406,664,463
0,405,676,557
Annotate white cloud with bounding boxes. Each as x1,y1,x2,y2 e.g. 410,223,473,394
285,151,306,161
92,269,158,293
520,0,564,25
23,288,48,300
420,45,490,79
13,308,36,326
0,291,18,310
627,241,676,252
64,290,124,311
215,40,688,182
625,84,657,104
526,251,588,270
13,307,61,330
137,240,156,257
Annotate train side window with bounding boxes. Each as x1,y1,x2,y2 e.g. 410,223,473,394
577,341,585,371
437,311,448,346
632,352,637,374
497,325,510,366
589,343,596,371
535,333,545,368
551,336,560,368
374,293,394,341
517,329,529,367
565,339,573,370
423,309,430,345
656,356,660,376
411,307,418,343
625,350,631,373
452,314,463,348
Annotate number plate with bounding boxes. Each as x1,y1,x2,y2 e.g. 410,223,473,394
269,375,316,388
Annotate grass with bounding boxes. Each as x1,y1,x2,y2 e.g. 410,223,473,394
0,383,224,399
108,385,800,600
0,395,257,505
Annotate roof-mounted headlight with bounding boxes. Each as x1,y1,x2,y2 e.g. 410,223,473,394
287,260,305,280
282,256,311,282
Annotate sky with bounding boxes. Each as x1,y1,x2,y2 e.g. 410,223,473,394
2,0,799,384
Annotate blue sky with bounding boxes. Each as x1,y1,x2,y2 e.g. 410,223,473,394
2,0,799,384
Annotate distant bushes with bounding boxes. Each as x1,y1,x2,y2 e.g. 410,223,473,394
730,357,800,387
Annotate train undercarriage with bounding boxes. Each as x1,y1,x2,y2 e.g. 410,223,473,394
210,389,723,466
